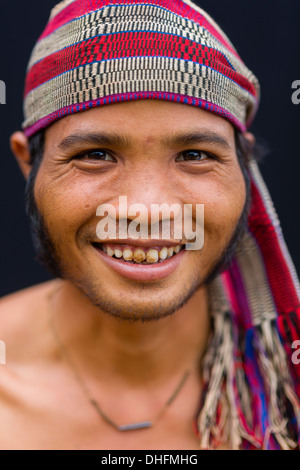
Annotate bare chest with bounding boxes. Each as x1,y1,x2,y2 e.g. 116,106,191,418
0,406,202,450
0,373,204,450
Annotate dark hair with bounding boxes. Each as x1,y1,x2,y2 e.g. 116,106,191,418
24,126,263,279
25,129,62,277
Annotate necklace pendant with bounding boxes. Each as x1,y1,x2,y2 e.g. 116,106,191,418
118,421,153,432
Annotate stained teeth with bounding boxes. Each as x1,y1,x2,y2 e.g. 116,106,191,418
123,249,133,261
159,247,168,260
107,247,114,257
133,249,146,263
114,249,123,258
168,247,174,258
146,249,159,263
101,244,183,263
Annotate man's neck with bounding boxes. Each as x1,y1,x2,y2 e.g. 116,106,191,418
47,279,211,386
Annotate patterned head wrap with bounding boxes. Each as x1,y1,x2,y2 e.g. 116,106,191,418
22,0,300,450
23,0,260,137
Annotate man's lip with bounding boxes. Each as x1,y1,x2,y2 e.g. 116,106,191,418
93,244,186,281
95,239,184,248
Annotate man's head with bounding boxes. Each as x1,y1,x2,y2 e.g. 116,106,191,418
11,100,254,321
10,0,259,321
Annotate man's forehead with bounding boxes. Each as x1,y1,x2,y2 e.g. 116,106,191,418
45,101,235,151
55,129,234,153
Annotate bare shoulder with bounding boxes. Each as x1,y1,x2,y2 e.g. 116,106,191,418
0,279,60,352
0,279,58,316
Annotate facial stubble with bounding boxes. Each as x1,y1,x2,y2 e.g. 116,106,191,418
25,172,249,322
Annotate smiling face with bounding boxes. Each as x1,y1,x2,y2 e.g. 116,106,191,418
25,100,247,321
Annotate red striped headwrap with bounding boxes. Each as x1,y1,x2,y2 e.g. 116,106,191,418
22,0,260,137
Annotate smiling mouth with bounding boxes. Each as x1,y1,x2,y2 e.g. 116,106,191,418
93,243,186,265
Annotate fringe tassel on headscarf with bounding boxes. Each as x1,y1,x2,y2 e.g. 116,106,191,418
197,277,300,450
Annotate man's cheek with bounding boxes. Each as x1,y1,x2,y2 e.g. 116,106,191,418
37,189,93,234
201,206,241,260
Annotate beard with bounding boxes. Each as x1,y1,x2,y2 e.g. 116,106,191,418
25,170,251,322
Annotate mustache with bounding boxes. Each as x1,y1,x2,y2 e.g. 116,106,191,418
79,207,204,248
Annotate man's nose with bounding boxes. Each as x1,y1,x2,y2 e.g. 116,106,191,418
115,169,182,224
98,165,182,242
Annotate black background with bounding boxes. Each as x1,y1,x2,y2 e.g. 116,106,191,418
0,0,299,297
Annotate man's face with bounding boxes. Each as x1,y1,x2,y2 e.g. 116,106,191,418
32,100,246,321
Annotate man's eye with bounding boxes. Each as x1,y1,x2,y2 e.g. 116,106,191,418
175,150,214,162
74,150,116,162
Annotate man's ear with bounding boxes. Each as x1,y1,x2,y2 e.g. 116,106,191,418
10,131,32,180
243,131,256,149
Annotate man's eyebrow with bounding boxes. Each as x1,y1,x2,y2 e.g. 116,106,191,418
57,132,131,150
161,131,232,150
57,130,232,151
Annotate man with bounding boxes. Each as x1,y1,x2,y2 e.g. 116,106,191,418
1,0,299,450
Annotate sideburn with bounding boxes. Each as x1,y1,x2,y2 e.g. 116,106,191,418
25,131,63,278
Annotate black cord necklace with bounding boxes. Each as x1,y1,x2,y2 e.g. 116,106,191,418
47,285,194,432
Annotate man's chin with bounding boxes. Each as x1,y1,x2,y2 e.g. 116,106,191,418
70,275,203,323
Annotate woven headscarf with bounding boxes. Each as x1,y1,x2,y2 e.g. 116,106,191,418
22,0,300,449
